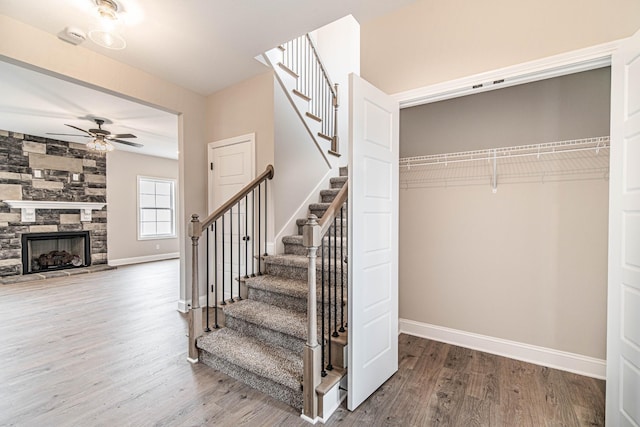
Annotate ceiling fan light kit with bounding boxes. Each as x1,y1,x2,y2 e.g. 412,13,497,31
46,118,142,153
86,138,115,152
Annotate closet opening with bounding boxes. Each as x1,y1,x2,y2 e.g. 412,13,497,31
398,67,610,377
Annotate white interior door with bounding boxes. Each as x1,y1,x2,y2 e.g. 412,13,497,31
606,29,640,427
208,134,255,303
348,73,399,410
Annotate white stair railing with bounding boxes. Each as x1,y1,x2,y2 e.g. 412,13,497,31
280,34,340,156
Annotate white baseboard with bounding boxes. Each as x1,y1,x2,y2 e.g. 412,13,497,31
177,295,208,313
399,318,606,379
300,414,319,425
108,252,179,267
319,375,348,424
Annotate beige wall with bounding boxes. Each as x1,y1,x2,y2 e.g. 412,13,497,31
0,15,208,304
400,180,609,359
361,0,640,94
106,150,179,263
401,68,612,157
206,71,275,173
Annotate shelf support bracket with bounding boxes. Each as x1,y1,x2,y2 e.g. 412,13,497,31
491,149,498,193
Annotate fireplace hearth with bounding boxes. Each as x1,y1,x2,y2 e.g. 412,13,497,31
21,231,91,274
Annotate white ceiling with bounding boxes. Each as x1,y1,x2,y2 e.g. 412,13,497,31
0,60,180,159
0,0,416,159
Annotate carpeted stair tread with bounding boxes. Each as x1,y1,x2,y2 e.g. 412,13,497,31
296,217,346,228
244,273,347,301
223,299,307,341
264,253,309,268
282,235,348,246
197,328,302,391
320,188,341,202
244,274,308,300
266,253,346,269
330,176,348,188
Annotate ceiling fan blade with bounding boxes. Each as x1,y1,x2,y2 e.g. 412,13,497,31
111,138,144,148
64,124,93,136
46,133,91,138
107,133,137,139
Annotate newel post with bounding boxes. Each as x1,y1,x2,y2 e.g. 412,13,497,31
187,214,203,363
302,214,322,420
332,83,340,155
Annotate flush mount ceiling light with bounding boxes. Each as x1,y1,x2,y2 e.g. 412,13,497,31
88,0,126,50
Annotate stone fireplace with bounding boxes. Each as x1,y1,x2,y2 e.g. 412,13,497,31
0,130,108,277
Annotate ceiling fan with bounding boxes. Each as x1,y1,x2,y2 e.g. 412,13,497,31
47,118,143,152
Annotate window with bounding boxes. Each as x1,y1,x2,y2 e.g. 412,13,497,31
138,176,176,239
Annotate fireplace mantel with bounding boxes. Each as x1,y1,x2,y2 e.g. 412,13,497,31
2,200,107,222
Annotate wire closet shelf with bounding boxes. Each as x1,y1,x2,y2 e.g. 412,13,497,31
399,136,610,192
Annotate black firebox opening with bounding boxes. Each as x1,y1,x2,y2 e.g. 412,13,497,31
21,231,91,274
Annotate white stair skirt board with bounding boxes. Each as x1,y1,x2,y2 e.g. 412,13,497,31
300,375,348,425
177,295,208,313
108,252,180,267
399,319,606,379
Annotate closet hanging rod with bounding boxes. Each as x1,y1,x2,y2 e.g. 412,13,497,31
400,136,610,168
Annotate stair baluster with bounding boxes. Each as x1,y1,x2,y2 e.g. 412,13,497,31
332,215,339,338
251,189,256,277
187,165,274,363
320,235,327,378
257,184,262,275
326,221,333,372
277,34,340,156
213,221,219,329
229,206,234,303
221,214,226,305
263,180,268,256
205,228,211,332
339,205,345,333
244,194,249,279
237,199,242,301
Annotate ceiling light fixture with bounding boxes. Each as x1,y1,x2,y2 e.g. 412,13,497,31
86,136,115,152
88,0,126,50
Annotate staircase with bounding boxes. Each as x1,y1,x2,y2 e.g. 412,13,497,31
196,167,349,413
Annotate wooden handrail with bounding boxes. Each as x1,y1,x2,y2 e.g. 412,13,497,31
201,164,274,230
318,180,348,237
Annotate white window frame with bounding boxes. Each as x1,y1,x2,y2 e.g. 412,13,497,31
137,176,176,240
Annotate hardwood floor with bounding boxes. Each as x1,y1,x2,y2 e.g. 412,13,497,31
0,260,605,426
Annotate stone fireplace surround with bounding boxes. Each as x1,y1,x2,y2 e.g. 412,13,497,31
0,130,109,278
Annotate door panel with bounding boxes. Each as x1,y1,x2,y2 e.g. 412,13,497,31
208,135,255,303
348,74,399,411
607,29,640,427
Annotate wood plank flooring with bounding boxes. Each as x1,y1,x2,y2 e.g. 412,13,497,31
0,260,605,426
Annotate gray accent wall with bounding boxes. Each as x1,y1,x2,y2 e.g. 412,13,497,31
400,68,611,157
